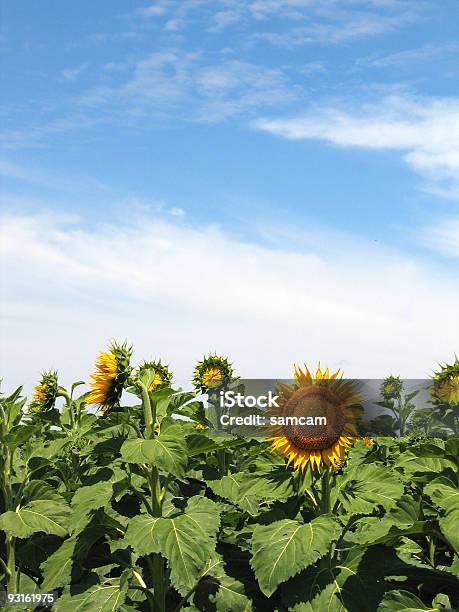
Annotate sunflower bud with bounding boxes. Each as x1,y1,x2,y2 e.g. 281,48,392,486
432,357,459,405
87,341,132,413
193,354,233,393
29,371,58,413
380,375,403,401
137,360,173,391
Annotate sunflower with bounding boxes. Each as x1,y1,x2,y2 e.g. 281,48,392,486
433,357,459,405
270,364,362,472
137,360,173,391
193,354,233,392
87,342,132,413
29,371,58,413
380,375,403,401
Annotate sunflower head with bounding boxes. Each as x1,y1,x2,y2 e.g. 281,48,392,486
363,436,374,447
432,357,459,405
87,341,132,413
380,375,403,401
137,360,173,391
193,354,233,393
29,371,58,413
270,364,362,472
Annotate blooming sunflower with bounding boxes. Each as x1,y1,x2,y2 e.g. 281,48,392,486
137,360,173,391
193,354,233,392
270,364,363,472
29,371,58,413
87,342,132,413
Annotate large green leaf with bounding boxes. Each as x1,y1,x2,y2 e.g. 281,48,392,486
120,426,187,478
0,500,70,537
41,525,106,590
334,463,404,514
3,425,41,451
41,539,76,591
69,481,113,533
424,477,459,552
395,452,456,478
54,579,128,612
377,589,435,611
281,546,454,612
202,555,253,612
350,496,432,546
207,474,259,515
21,479,66,503
250,515,341,597
125,496,220,594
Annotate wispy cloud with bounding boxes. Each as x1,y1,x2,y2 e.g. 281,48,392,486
255,94,459,199
422,216,459,258
356,42,459,69
133,0,419,43
1,210,458,393
60,64,88,81
79,54,299,122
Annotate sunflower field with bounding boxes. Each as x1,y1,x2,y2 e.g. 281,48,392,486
0,345,458,612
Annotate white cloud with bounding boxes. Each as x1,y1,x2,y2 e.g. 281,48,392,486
422,216,459,258
1,211,458,395
255,94,459,199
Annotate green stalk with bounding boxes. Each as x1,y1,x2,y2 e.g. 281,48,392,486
427,536,436,567
6,537,16,592
140,383,166,612
321,468,330,514
2,447,17,592
141,383,154,437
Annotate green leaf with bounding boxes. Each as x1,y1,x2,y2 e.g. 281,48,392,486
3,425,41,450
125,496,220,594
251,515,341,597
41,538,76,591
203,555,253,612
207,474,260,515
334,463,404,514
395,452,456,477
41,525,106,590
424,477,459,552
69,481,113,533
54,579,128,612
120,426,187,478
21,479,66,503
377,589,434,611
0,500,70,537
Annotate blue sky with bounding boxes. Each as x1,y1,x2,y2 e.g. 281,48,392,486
1,1,458,391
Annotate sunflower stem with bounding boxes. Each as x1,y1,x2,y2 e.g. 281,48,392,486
320,469,331,514
140,382,154,437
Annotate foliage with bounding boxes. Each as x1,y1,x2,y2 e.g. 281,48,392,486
0,354,458,612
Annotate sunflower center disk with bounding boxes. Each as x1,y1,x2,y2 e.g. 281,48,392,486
282,386,346,451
